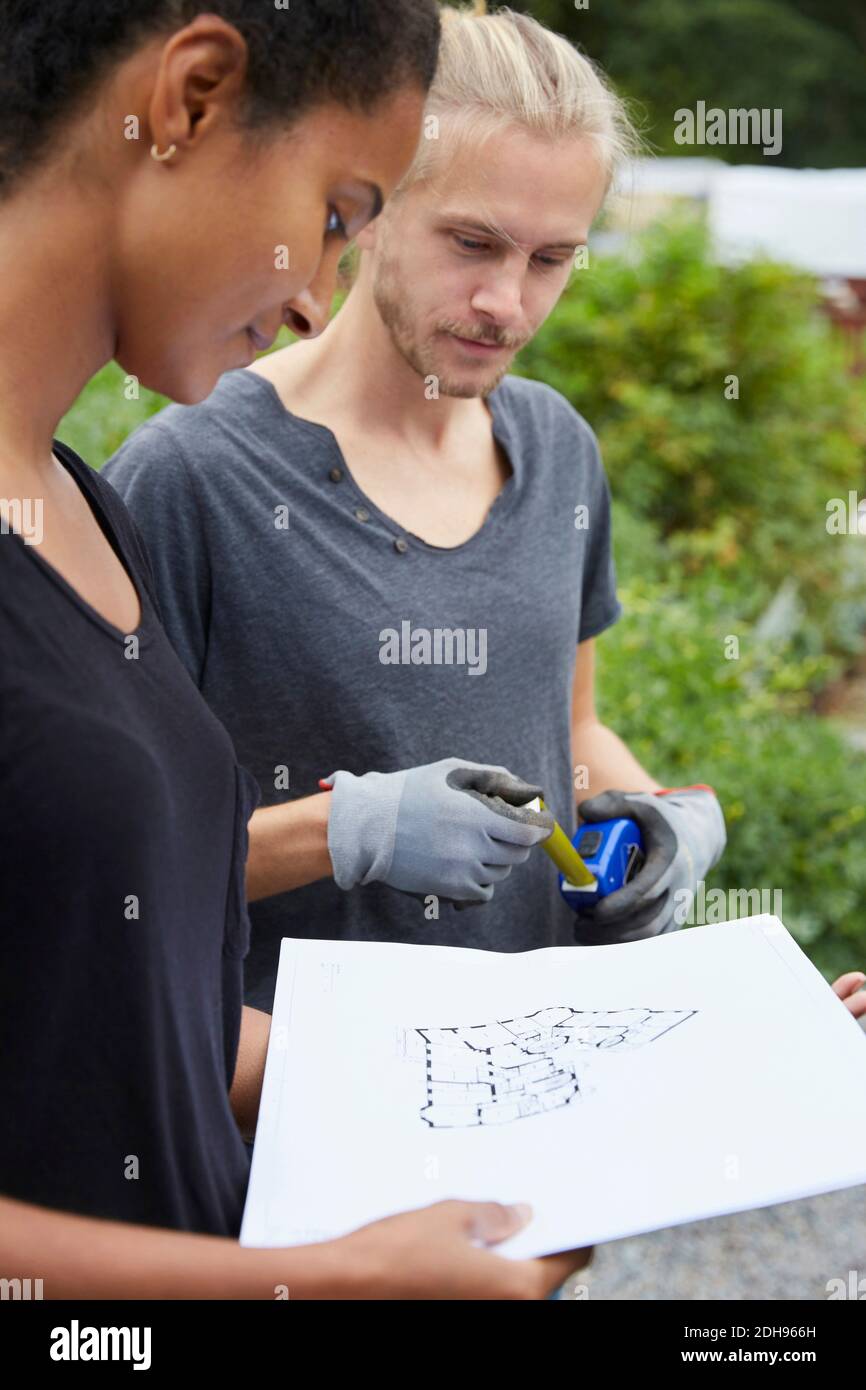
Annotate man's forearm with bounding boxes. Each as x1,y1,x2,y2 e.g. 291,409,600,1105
572,718,662,802
245,793,333,902
0,1196,359,1300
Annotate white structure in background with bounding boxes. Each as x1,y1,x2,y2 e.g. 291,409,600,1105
708,165,866,280
609,158,866,280
602,156,866,375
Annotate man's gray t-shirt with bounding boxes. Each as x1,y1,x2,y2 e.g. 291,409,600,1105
104,368,621,1011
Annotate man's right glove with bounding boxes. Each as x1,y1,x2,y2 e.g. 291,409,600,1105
323,758,554,904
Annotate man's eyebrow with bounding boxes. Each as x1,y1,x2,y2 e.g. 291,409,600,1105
438,213,580,251
439,214,509,240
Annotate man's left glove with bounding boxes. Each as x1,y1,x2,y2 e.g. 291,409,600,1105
573,785,726,944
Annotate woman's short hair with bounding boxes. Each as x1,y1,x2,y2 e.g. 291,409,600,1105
0,0,442,199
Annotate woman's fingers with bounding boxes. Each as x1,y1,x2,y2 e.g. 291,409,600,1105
462,1199,533,1245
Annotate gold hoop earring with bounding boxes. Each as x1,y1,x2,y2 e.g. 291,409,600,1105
150,143,177,163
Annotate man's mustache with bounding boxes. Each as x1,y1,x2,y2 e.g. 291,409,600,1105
437,322,526,351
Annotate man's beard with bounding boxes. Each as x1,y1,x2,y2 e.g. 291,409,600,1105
372,256,521,400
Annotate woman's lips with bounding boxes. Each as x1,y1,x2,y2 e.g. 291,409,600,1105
247,325,275,353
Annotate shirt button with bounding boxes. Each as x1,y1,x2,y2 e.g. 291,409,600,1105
394,538,409,554
328,467,343,483
355,507,370,523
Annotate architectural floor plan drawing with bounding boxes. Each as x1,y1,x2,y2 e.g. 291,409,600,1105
415,1006,696,1128
242,925,866,1259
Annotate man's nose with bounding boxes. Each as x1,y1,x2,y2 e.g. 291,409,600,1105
469,265,525,328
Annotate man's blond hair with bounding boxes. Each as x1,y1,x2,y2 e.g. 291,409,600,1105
397,1,640,195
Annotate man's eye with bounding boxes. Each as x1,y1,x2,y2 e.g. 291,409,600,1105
454,234,489,253
534,254,570,268
325,206,348,239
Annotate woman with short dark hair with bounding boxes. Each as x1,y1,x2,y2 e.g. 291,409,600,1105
0,0,584,1298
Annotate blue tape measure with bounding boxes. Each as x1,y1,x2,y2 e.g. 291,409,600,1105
559,817,645,911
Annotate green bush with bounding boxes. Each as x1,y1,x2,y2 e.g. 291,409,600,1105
517,219,866,658
597,556,866,976
59,361,167,469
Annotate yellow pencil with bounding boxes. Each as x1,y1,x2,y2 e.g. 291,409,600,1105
526,796,596,888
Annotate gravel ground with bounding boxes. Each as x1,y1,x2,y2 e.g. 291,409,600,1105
572,1185,866,1301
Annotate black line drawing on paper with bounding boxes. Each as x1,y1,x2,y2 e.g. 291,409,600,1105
414,1006,696,1128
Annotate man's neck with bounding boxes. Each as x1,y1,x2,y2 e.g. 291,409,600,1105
257,284,491,454
253,279,512,549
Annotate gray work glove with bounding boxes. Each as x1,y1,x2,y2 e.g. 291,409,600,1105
573,786,726,944
323,758,554,903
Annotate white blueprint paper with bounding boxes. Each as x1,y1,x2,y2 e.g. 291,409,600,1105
240,917,866,1259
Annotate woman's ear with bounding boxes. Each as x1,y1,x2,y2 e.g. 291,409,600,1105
146,14,248,156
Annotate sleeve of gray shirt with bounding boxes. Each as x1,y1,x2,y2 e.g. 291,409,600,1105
571,412,622,644
102,421,212,685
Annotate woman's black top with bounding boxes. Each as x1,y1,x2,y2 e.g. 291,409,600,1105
0,439,258,1234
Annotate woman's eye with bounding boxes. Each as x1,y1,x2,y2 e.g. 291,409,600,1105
325,206,348,239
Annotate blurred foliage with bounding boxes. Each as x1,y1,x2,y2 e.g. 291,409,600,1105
512,0,866,168
516,218,866,664
598,540,866,976
59,361,167,469
516,218,866,971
